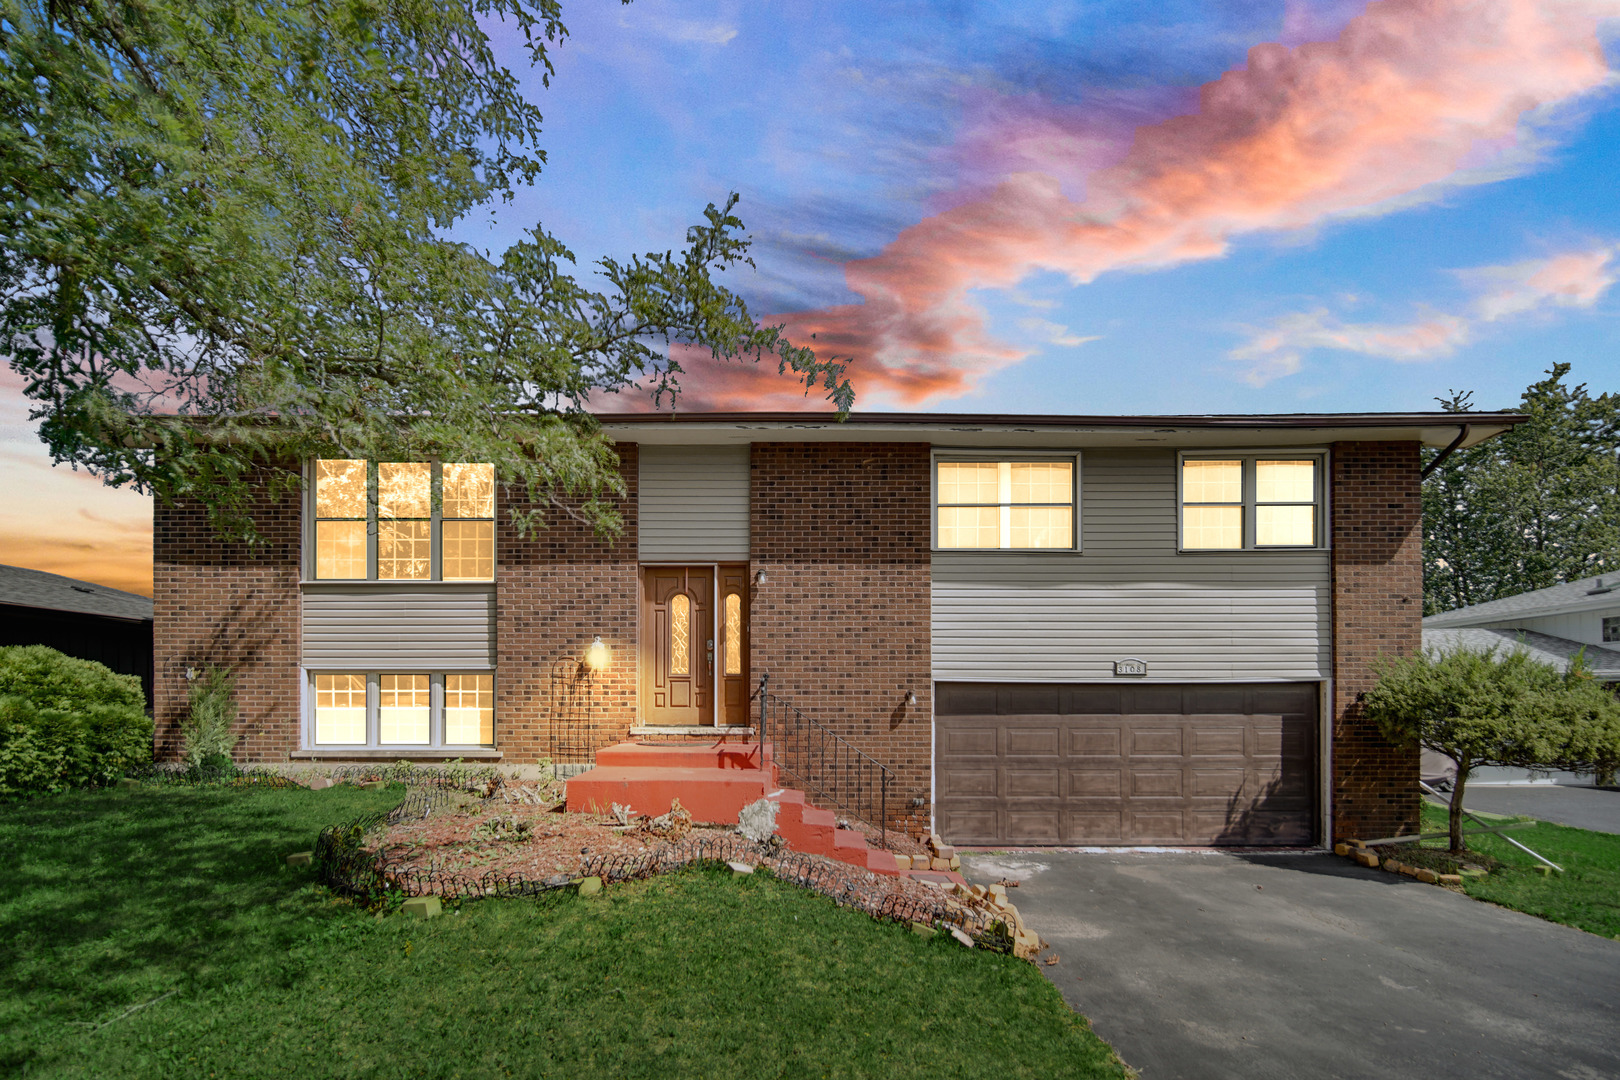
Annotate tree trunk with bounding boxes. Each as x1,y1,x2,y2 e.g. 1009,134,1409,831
1449,762,1471,854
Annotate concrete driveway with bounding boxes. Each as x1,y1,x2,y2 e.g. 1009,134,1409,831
961,850,1620,1080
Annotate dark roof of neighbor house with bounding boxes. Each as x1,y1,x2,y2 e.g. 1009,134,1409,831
1423,573,1620,628
598,410,1525,450
0,564,153,623
1423,627,1620,680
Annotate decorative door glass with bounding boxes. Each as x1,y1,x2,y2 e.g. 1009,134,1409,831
724,593,742,675
670,593,690,675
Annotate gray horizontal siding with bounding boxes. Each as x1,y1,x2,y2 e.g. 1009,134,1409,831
638,445,750,561
302,585,494,668
933,448,1329,682
1479,612,1613,648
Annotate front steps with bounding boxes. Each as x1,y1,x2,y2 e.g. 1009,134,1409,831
565,741,898,875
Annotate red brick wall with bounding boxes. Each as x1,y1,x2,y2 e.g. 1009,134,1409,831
152,469,302,762
1330,441,1423,842
495,443,640,766
750,443,933,836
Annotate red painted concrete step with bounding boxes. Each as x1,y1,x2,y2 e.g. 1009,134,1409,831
565,742,898,876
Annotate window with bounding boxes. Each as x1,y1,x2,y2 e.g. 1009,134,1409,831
313,459,495,580
1604,617,1620,644
311,671,494,747
1180,455,1322,550
936,458,1076,549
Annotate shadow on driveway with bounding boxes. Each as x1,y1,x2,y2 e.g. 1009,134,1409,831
961,849,1620,1080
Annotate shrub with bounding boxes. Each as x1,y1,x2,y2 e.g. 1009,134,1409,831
0,644,145,714
181,667,239,775
0,696,153,798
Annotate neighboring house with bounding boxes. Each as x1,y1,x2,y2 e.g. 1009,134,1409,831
1423,577,1620,786
0,563,155,705
152,410,1523,846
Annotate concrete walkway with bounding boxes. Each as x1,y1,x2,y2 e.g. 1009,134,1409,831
961,850,1620,1080
1453,785,1620,834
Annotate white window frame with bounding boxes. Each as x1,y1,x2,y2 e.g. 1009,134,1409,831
930,449,1082,553
303,459,496,582
1176,450,1328,552
304,669,497,750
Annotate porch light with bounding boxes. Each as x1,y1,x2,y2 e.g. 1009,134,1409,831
753,568,767,586
585,636,610,672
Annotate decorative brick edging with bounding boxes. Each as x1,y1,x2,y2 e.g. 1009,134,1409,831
1333,839,1474,886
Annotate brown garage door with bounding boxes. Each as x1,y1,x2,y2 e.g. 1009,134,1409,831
936,683,1318,846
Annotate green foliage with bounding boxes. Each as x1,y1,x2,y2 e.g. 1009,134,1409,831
0,644,145,714
1,785,1128,1078
0,646,151,796
180,667,238,772
0,0,851,544
1424,365,1620,614
0,696,153,797
1365,643,1620,849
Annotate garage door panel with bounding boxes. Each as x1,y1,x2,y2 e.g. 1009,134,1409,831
940,766,998,798
937,682,1317,847
1067,811,1123,841
1068,769,1123,796
1070,728,1122,756
1130,728,1183,756
1006,768,1061,797
1006,727,1060,756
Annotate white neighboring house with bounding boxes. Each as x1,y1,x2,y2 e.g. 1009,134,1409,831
1423,574,1620,785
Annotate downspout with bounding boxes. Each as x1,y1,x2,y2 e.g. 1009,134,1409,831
1420,424,1471,480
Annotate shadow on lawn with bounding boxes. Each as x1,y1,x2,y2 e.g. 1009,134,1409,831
0,785,398,1023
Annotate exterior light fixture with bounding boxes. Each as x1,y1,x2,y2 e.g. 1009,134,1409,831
185,667,198,681
753,568,768,586
585,636,609,672
904,690,917,706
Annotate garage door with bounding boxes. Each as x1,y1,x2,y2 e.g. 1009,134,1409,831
935,683,1318,846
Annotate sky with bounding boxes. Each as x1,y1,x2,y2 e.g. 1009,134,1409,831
4,0,1620,595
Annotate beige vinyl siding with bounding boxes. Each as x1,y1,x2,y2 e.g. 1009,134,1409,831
1476,610,1620,648
638,445,750,561
932,448,1330,682
301,585,495,667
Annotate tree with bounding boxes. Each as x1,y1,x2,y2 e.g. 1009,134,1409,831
1364,645,1620,851
0,0,851,541
1423,365,1620,614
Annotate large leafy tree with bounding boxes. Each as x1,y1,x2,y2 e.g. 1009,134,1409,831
0,0,850,540
1423,365,1620,614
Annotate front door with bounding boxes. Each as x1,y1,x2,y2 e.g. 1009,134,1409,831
641,567,715,726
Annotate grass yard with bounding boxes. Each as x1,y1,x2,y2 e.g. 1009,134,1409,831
1418,799,1620,940
0,784,1128,1079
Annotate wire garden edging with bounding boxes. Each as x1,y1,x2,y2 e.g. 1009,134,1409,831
311,780,1011,949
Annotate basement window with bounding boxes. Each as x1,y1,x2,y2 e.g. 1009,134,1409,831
311,671,494,748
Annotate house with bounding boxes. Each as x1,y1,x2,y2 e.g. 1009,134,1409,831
151,409,1524,846
1,563,155,705
1422,575,1620,785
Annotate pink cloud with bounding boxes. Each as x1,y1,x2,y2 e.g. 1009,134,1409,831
768,0,1617,407
1228,243,1619,384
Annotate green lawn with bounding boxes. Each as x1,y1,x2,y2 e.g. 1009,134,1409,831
0,784,1128,1079
1419,799,1620,939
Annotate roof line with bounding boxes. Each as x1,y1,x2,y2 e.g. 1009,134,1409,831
595,411,1528,427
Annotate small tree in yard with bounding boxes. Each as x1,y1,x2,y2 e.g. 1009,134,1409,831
1363,646,1620,852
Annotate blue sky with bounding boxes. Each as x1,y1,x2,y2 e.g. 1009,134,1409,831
4,0,1619,591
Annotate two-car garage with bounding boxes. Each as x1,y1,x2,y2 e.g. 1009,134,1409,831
934,682,1319,846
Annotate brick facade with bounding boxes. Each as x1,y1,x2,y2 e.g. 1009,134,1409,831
495,444,640,767
1330,441,1423,842
750,443,933,835
152,468,302,762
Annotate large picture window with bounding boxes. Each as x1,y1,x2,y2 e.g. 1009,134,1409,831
1180,455,1323,550
311,671,495,748
935,458,1077,550
313,460,495,580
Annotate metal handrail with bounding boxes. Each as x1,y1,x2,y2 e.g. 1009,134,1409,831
754,673,891,849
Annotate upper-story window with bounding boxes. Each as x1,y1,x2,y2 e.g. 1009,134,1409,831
313,460,495,580
1180,455,1322,550
935,457,1077,550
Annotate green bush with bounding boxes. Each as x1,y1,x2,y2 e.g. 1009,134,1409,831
181,667,238,774
0,646,152,797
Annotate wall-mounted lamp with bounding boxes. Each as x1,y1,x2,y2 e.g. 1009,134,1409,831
753,568,768,586
904,690,917,706
584,636,610,672
185,667,199,682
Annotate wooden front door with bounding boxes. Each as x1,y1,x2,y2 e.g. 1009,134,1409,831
641,567,715,726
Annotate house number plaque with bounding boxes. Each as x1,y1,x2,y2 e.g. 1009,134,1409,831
1113,658,1147,677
